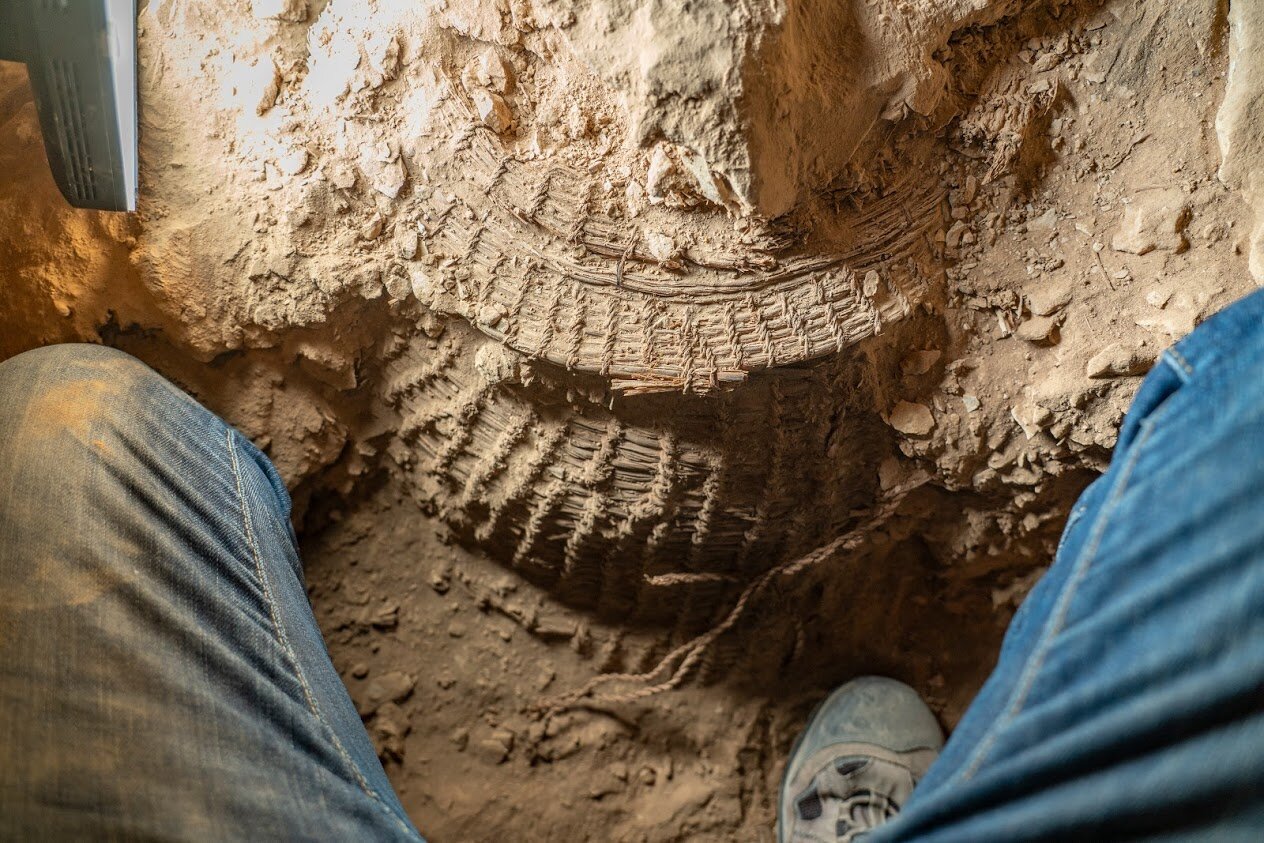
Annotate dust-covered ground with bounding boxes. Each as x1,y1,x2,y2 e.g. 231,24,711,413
304,481,1007,842
1,0,1261,840
299,2,1258,840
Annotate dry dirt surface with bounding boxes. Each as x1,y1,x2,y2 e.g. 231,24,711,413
298,3,1257,839
304,481,1006,842
1,0,1261,840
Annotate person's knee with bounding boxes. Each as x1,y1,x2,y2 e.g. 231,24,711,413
0,344,170,465
0,343,153,389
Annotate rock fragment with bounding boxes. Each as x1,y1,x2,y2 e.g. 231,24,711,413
383,266,411,302
360,215,384,241
674,145,733,207
395,226,419,260
1145,288,1172,309
644,230,679,263
474,342,522,383
1031,52,1063,73
364,34,402,89
645,142,731,208
473,89,513,133
1026,283,1072,317
477,49,515,93
862,271,883,298
255,61,282,115
945,221,970,250
1015,315,1058,344
1086,343,1156,379
477,303,508,330
359,671,415,716
888,401,935,436
359,141,408,199
588,770,626,800
372,702,410,762
1011,402,1053,439
1136,313,1196,339
330,165,356,190
373,158,407,199
645,145,676,204
473,729,515,765
532,617,577,641
1111,189,1191,255
368,601,399,629
1028,208,1059,232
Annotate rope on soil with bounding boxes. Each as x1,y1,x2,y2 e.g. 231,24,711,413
533,490,911,717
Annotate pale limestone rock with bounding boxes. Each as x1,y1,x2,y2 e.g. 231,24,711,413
1011,402,1053,439
1015,315,1057,344
1028,208,1058,232
408,267,433,302
394,226,419,260
645,145,675,205
477,49,514,94
330,164,356,190
373,158,407,199
1111,189,1191,255
359,214,384,241
644,230,678,263
1217,1,1264,281
473,89,513,133
356,140,408,199
1086,343,1156,379
644,142,728,208
1026,283,1072,317
477,303,508,330
563,0,1014,215
472,729,514,765
254,60,282,115
251,0,307,22
673,145,733,207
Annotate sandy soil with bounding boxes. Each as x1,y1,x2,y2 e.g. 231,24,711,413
304,481,1008,842
298,2,1257,839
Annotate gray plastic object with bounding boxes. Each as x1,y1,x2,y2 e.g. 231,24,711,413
0,0,137,212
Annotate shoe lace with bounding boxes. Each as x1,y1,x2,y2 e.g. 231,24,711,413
834,789,900,841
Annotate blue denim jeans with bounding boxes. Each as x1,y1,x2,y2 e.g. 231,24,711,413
0,345,423,840
3,290,1264,840
875,287,1264,841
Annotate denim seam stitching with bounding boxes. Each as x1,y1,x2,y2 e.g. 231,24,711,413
227,429,414,837
1052,506,1085,559
1165,348,1194,379
953,419,1156,783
